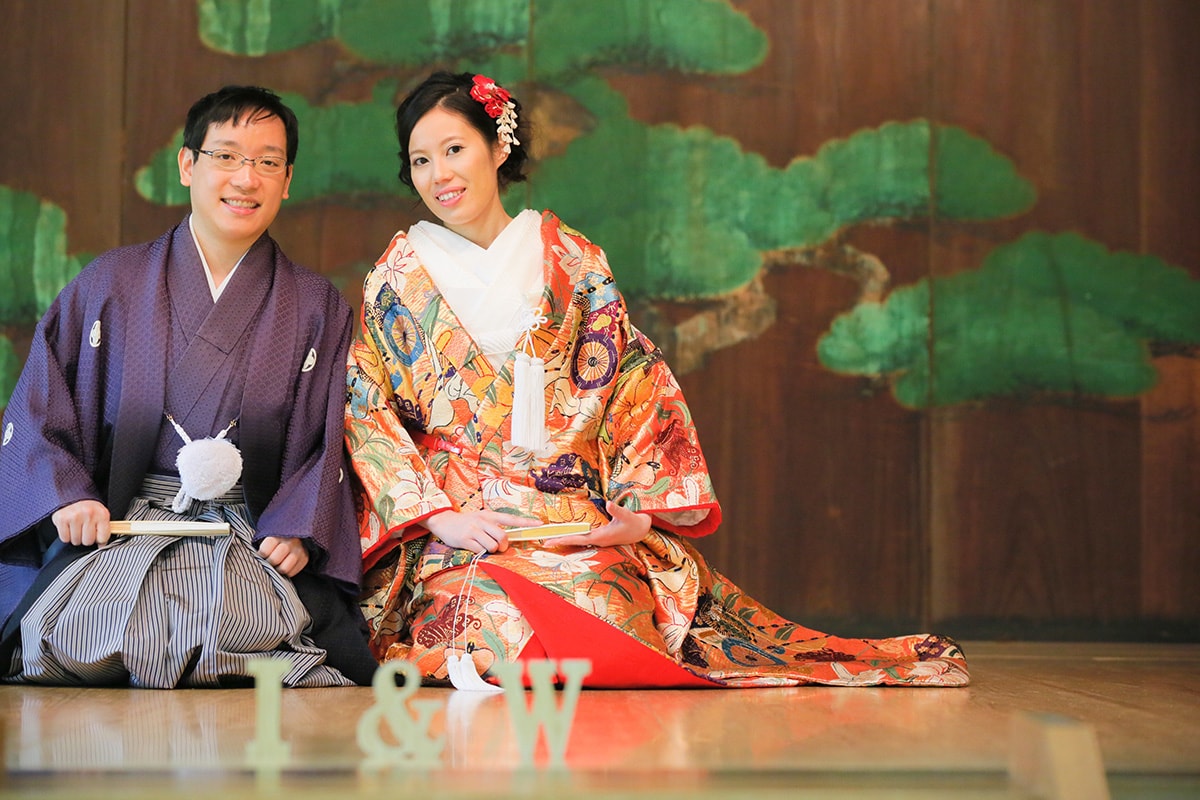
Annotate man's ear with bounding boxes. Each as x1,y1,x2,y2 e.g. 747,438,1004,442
178,147,195,187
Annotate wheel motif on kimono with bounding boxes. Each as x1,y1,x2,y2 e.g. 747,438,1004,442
572,332,617,389
382,304,424,367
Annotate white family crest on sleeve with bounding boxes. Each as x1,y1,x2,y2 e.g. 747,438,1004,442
302,348,317,373
89,320,102,348
2,422,12,447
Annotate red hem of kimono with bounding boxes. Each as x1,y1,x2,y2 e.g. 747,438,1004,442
651,504,723,538
478,562,717,689
361,538,401,573
363,510,452,572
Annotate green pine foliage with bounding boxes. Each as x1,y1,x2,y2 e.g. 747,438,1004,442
197,0,766,78
0,185,90,407
0,186,86,325
533,0,766,78
818,232,1199,407
0,335,16,408
934,125,1038,220
200,0,529,62
535,85,1035,299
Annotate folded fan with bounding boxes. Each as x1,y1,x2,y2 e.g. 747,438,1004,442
109,520,231,536
505,521,590,541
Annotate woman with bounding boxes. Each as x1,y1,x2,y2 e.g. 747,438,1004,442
346,71,968,688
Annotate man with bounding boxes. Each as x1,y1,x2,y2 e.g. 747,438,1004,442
0,86,374,687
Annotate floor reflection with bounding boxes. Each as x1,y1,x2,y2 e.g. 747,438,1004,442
4,680,974,773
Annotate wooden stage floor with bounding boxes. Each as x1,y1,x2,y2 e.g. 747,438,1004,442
2,642,1198,798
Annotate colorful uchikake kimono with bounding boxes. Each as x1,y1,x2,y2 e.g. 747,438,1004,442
347,210,969,688
0,220,367,687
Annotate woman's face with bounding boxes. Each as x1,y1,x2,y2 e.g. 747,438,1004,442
408,105,510,248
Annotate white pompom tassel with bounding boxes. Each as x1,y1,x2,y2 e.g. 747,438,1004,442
510,351,547,452
167,415,243,513
174,438,243,512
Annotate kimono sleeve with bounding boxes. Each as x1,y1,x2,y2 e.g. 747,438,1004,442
252,285,361,590
345,284,452,569
598,325,722,538
0,285,101,563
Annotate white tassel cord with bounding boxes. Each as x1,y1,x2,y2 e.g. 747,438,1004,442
509,309,549,453
510,351,547,452
446,553,504,692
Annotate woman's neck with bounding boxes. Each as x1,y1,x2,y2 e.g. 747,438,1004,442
447,206,513,249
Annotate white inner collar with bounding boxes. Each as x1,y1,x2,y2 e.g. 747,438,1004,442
408,209,544,358
188,216,250,302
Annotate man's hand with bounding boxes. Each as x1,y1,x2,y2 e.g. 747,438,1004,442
425,509,536,555
51,500,111,546
258,536,309,576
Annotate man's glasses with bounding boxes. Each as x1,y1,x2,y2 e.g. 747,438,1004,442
197,149,288,176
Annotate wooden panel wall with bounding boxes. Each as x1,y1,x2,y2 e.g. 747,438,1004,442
1137,0,1200,628
1,0,1196,639
621,0,940,633
927,0,1143,633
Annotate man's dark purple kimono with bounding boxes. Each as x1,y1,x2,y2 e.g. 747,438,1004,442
0,220,374,686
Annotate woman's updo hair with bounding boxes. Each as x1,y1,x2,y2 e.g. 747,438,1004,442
395,71,531,192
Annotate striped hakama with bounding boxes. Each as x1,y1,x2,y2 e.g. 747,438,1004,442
4,476,353,688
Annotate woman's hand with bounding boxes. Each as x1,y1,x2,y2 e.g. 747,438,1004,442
425,509,536,555
551,500,651,549
51,500,111,546
258,536,309,577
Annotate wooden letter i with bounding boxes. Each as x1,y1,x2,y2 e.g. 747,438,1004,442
245,658,291,767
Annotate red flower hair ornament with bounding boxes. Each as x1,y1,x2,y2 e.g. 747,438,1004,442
470,74,520,155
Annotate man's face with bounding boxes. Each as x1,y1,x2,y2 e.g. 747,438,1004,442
177,112,292,254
